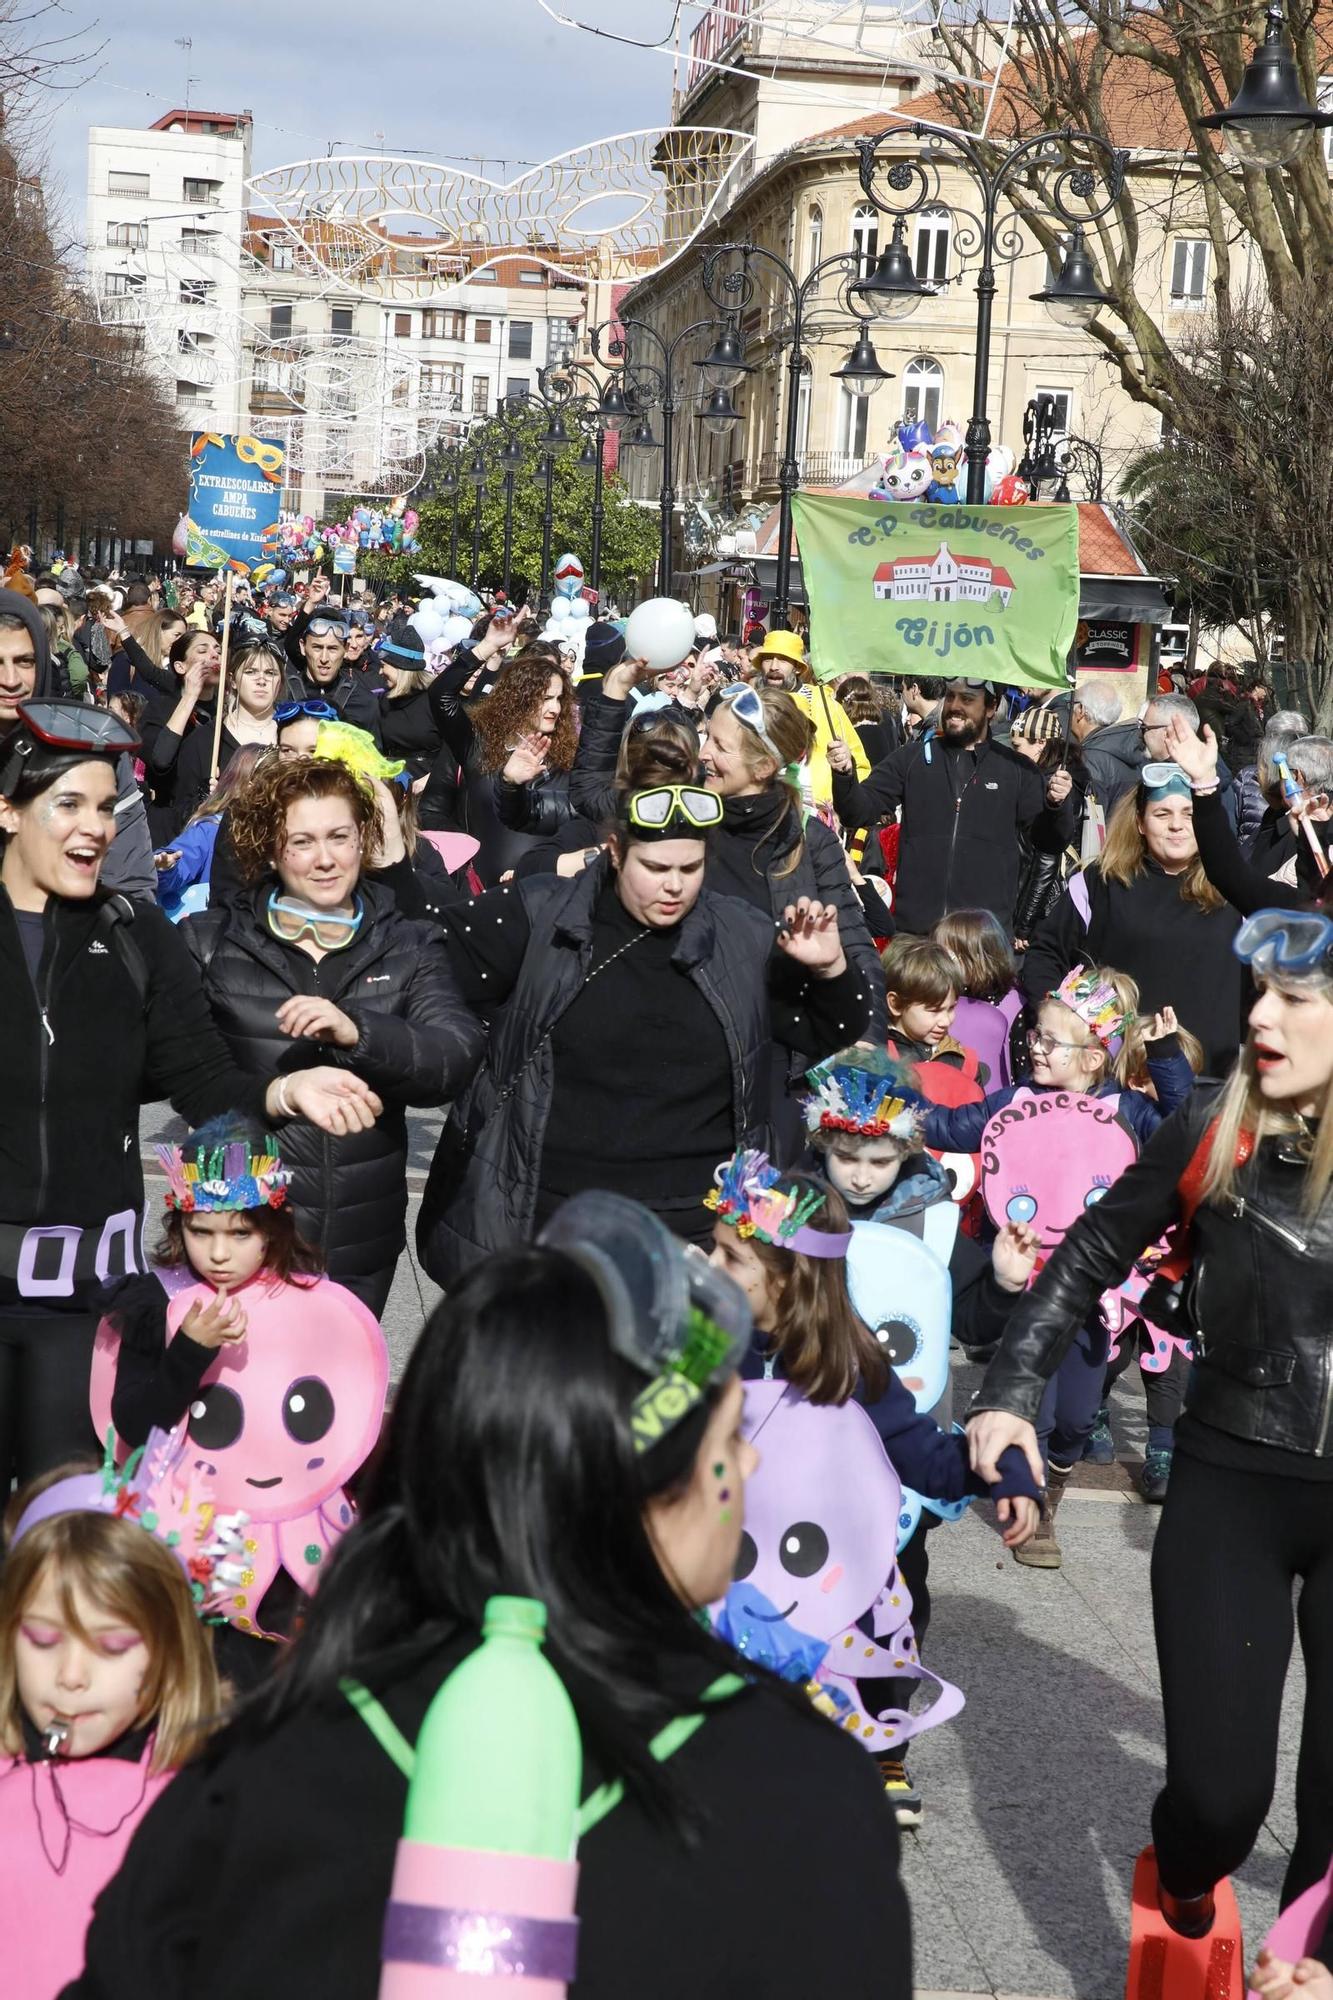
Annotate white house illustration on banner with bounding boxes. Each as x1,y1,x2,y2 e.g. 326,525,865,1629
872,542,1015,610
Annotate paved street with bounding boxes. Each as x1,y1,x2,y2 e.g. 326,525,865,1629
142,1108,1301,1995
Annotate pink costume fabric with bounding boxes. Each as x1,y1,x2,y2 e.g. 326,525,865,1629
735,1381,963,1755
0,1733,170,1998
90,1274,388,1639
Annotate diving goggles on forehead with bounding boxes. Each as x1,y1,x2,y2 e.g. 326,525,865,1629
1140,761,1193,800
717,681,785,765
275,700,338,724
305,615,348,639
0,698,140,795
1234,908,1333,978
626,785,724,832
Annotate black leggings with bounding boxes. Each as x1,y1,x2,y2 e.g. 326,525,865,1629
0,1310,101,1489
1151,1447,1333,1907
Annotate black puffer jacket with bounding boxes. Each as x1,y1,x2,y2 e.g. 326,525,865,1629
183,880,484,1283
974,1082,1333,1457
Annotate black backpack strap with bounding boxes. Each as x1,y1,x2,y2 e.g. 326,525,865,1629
94,894,149,1006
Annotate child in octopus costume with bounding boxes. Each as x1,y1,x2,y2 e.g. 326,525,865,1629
90,1120,388,1666
924,966,1195,1563
0,1424,239,1999
705,1147,1041,1827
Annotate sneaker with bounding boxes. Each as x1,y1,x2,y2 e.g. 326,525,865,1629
1012,1464,1069,1569
1084,1407,1115,1465
1140,1447,1173,1504
877,1755,923,1827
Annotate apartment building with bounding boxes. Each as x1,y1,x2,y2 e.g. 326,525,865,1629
85,108,253,433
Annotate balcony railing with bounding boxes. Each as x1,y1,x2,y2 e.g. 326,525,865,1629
757,448,879,487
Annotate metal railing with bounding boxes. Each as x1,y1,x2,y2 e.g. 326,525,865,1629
756,447,879,486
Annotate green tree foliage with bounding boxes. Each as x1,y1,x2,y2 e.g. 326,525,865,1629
362,402,658,606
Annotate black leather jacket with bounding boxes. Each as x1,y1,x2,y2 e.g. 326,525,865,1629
975,1082,1333,1457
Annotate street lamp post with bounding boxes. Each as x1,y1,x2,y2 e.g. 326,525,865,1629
434,460,461,578
496,402,526,598
595,312,736,596
538,357,606,597
466,450,486,589
854,126,1126,504
698,247,905,630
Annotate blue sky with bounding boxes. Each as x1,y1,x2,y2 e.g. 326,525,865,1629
40,0,683,239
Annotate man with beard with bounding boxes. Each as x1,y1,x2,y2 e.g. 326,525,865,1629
829,676,1076,933
751,629,868,811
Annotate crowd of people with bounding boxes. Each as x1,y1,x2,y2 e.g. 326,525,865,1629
0,551,1330,1999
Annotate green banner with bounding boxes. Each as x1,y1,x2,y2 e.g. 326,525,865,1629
792,492,1080,690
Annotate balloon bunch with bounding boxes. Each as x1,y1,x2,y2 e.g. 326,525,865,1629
409,575,483,659
869,420,1028,505
538,551,593,663
323,495,421,557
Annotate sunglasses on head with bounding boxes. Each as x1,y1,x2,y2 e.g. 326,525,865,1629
626,785,724,832
718,682,784,764
275,700,338,724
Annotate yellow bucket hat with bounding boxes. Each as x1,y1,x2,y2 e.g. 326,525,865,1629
754,629,807,673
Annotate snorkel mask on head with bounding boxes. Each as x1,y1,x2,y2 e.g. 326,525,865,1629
537,1190,751,1455
1234,907,1333,985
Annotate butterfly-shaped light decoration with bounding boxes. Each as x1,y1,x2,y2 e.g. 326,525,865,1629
245,126,758,303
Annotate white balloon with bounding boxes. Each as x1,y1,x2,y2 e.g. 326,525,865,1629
548,596,572,623
440,613,473,648
410,604,445,642
624,597,696,673
567,598,591,623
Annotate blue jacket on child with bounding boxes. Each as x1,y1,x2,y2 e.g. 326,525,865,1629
921,1039,1195,1156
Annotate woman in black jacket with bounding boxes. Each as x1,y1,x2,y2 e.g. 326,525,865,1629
424,645,578,881
375,634,442,780
169,640,282,825
1022,768,1241,1073
420,786,873,1288
967,912,1333,1950
0,700,382,1488
140,627,221,842
1008,714,1086,949
184,754,485,1315
71,1209,908,2000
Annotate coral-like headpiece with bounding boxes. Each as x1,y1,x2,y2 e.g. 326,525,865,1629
1051,965,1131,1057
11,1424,251,1621
803,1052,928,1144
704,1148,851,1259
158,1127,293,1214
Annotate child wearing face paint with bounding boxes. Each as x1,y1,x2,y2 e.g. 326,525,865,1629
706,1149,1042,1821
922,966,1195,1566
0,1427,228,1998
93,1119,388,1670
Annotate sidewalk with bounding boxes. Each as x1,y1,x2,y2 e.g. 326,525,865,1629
905,1360,1303,1999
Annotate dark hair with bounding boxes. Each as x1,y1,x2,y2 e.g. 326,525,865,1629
156,1201,321,1284
258,1251,792,1830
905,675,946,700
168,627,215,672
471,653,577,774
124,581,153,609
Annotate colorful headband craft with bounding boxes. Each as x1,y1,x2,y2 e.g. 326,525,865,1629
705,1149,851,1259
1050,965,1132,1057
12,1424,250,1622
804,1052,928,1143
314,717,407,784
157,1131,293,1214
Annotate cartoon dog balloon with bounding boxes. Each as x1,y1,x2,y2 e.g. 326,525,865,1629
732,1383,963,1753
90,1276,388,1639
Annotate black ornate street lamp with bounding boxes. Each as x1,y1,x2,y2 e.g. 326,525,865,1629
855,125,1126,504
1201,3,1333,168
699,239,898,629
465,451,487,590
538,357,607,598
435,460,461,578
593,310,738,595
497,412,525,599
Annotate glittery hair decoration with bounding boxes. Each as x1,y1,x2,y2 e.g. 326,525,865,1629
157,1132,293,1213
704,1148,851,1259
803,1053,928,1144
1051,965,1131,1057
11,1424,251,1621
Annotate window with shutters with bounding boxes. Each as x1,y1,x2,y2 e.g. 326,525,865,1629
106,222,147,249
393,312,412,338
474,318,493,343
508,320,533,360
1032,386,1073,437
269,304,293,341
1168,239,1210,308
901,356,944,434
108,171,149,199
472,374,490,413
422,309,466,339
330,306,354,342
912,209,950,285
